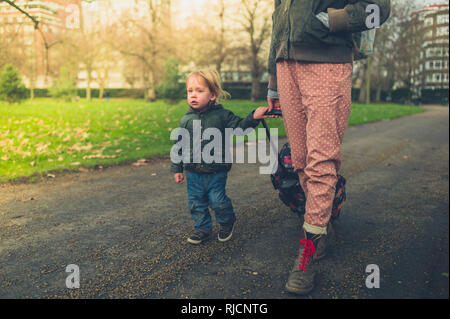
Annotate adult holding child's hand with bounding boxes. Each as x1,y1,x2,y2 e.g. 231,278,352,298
267,90,281,113
267,0,391,295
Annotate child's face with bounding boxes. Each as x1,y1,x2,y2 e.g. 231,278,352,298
186,76,216,111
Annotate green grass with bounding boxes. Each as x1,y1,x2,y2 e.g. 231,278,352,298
0,98,424,183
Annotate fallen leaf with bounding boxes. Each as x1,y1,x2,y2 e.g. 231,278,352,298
132,159,150,166
83,154,117,159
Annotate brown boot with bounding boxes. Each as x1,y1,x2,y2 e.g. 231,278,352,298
285,227,331,295
314,222,334,260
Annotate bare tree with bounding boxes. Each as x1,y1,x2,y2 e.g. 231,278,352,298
354,0,417,103
2,0,65,85
235,0,272,102
106,0,173,101
182,0,234,74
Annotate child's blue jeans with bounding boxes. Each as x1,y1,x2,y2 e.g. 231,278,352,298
186,171,235,232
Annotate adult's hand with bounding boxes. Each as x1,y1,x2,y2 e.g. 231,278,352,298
267,97,281,112
267,89,281,112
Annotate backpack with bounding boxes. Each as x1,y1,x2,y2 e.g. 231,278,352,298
270,142,347,220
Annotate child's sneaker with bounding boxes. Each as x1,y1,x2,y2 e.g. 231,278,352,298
218,222,235,242
187,229,212,245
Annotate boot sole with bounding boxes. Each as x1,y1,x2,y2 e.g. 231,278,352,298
285,282,314,295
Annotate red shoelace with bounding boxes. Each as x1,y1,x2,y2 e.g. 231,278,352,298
298,238,316,271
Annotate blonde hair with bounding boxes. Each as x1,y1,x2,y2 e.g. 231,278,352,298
186,69,231,102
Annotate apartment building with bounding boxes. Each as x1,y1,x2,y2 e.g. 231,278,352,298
0,0,82,87
410,4,449,93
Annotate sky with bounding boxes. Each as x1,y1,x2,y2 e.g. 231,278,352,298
83,0,212,27
412,0,449,9
82,0,449,28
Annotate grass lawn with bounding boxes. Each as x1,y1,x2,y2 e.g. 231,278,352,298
0,98,424,183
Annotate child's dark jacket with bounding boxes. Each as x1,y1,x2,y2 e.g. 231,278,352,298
170,103,260,174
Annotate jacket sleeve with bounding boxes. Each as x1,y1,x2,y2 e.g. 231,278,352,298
225,110,261,130
328,0,391,33
268,0,282,92
170,120,185,174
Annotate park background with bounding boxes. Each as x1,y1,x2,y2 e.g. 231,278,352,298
0,0,449,182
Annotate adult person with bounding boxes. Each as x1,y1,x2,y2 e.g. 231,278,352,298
266,0,391,295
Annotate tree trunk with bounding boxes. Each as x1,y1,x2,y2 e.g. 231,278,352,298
99,85,104,100
147,71,156,101
250,47,260,102
376,86,382,103
358,78,366,103
147,87,156,101
251,76,260,102
357,61,367,103
365,57,371,105
29,78,35,100
86,72,92,101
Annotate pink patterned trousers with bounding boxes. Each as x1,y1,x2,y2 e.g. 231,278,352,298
276,60,352,234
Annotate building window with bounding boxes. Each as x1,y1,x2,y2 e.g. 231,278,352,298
424,17,434,26
437,26,449,37
25,36,34,45
434,74,441,81
437,14,449,25
24,25,34,33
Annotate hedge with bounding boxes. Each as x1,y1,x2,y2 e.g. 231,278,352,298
24,86,448,105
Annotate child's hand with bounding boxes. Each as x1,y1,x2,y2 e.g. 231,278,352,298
253,106,279,120
174,173,184,184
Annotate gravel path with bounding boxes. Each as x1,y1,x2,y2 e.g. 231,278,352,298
0,105,448,299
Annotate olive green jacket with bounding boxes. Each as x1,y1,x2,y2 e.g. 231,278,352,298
268,0,391,90
170,103,260,174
